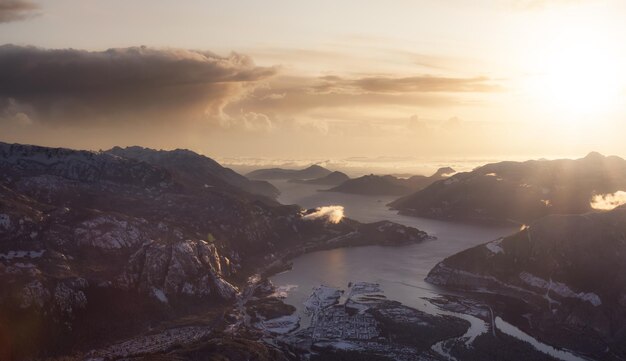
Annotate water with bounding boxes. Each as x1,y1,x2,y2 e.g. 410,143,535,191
269,180,590,360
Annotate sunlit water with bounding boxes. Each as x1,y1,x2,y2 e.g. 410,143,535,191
269,180,589,361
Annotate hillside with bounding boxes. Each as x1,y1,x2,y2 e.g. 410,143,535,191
391,153,626,223
288,171,350,186
0,142,427,359
247,165,332,180
426,208,626,359
326,167,455,196
107,146,280,200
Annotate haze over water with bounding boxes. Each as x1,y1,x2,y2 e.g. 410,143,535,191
270,180,588,360
271,179,516,317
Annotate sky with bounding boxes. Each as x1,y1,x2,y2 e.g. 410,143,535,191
1,0,626,163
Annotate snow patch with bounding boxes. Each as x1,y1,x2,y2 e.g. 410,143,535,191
152,287,168,303
519,272,602,307
0,250,45,260
271,284,298,299
261,314,300,334
304,285,342,314
485,238,504,254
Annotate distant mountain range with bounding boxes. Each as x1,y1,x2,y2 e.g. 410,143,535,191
326,167,455,196
246,165,332,180
427,207,626,358
288,171,350,186
390,152,626,224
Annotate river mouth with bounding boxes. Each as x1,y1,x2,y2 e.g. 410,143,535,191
268,180,590,361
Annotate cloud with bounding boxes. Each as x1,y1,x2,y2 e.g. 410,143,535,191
348,75,498,93
220,111,274,132
234,73,487,118
590,191,626,211
0,45,276,127
511,0,591,10
0,0,38,23
310,74,498,94
302,205,345,224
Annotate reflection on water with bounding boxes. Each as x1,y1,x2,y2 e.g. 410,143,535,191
270,181,588,361
272,179,515,326
495,317,588,361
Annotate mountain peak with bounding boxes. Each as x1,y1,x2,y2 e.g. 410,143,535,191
433,167,456,177
583,151,605,161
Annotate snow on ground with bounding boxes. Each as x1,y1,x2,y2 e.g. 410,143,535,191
271,284,298,299
152,287,168,303
495,317,587,361
0,250,45,260
304,285,342,314
262,314,300,334
74,215,144,249
348,282,383,298
314,340,363,351
519,272,602,307
485,238,504,254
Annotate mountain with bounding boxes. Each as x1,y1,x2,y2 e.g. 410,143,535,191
0,141,427,359
107,146,279,200
426,208,626,359
246,164,332,180
326,167,455,196
390,153,626,224
288,171,350,186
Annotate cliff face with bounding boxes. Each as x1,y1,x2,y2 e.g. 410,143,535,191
426,209,626,357
0,141,427,359
391,153,626,223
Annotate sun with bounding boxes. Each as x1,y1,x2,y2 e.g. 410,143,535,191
524,22,623,116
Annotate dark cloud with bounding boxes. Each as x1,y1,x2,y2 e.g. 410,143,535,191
0,45,276,126
314,75,499,93
0,0,39,23
232,73,495,117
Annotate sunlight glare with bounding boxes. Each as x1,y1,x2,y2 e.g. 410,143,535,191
525,23,623,117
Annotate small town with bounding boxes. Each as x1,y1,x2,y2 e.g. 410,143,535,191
311,305,380,341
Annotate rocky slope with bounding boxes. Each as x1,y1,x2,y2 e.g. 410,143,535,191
426,208,626,359
247,165,332,180
0,141,427,360
107,146,280,200
327,167,455,196
391,152,626,223
288,171,350,186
